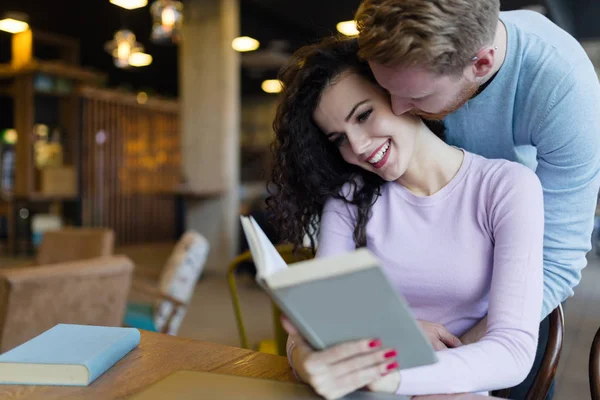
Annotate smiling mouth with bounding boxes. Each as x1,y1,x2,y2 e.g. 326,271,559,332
367,140,391,165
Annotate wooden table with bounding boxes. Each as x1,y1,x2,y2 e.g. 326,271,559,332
0,331,501,399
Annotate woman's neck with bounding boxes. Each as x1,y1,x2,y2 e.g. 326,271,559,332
396,123,465,196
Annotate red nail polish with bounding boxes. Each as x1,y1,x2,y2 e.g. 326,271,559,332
384,350,397,359
387,362,399,370
369,339,382,348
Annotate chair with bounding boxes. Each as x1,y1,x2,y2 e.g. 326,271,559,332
493,304,564,400
0,255,133,353
590,325,600,400
124,230,209,335
36,227,114,265
227,244,314,356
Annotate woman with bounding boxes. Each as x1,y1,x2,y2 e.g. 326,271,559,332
267,36,544,399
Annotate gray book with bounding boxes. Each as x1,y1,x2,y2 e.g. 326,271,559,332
240,215,438,370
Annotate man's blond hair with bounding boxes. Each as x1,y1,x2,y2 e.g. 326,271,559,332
355,0,500,75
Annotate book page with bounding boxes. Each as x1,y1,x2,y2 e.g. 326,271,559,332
240,216,265,274
248,216,288,279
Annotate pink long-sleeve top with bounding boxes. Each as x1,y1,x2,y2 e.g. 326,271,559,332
301,151,545,396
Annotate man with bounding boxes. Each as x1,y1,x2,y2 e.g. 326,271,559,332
355,0,600,398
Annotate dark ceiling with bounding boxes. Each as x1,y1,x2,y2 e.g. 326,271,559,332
0,0,597,98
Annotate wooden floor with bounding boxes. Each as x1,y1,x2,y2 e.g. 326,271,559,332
1,242,599,399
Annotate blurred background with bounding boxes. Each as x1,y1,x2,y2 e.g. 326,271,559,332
0,0,599,398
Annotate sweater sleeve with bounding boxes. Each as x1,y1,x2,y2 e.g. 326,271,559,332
396,165,545,395
315,196,358,258
531,64,600,318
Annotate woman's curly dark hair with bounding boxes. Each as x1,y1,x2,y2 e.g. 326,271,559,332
266,36,386,252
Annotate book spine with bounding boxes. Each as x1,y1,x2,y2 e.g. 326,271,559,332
85,329,141,383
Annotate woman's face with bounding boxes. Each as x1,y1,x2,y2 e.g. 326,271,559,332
313,71,422,182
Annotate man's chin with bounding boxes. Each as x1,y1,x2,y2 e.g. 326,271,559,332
409,81,480,121
408,110,450,121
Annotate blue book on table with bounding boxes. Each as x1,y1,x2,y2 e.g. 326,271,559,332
0,324,140,386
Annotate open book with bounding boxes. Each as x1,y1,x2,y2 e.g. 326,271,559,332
240,215,437,370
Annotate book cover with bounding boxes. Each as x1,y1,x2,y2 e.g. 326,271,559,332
0,324,140,386
240,215,438,370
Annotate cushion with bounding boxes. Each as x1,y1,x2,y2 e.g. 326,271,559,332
154,231,209,334
124,302,157,332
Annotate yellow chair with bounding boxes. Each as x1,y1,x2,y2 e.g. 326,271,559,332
227,244,314,356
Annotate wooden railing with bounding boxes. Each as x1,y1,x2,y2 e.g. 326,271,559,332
79,87,181,245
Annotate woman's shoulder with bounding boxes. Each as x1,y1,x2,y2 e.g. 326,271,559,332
466,151,542,190
323,178,391,214
322,181,359,215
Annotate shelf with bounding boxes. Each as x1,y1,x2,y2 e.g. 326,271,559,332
0,191,78,202
0,60,106,84
27,192,79,202
241,144,271,153
79,86,179,113
159,184,223,200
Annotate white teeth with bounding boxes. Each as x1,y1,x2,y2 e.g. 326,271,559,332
368,141,390,164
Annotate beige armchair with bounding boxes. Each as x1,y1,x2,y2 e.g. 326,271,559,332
0,255,133,353
36,228,115,265
125,231,209,335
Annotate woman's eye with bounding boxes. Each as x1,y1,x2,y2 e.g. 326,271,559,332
333,134,347,147
357,109,373,123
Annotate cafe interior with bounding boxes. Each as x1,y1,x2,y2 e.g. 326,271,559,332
0,0,599,398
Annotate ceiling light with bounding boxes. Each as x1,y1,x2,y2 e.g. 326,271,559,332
129,52,153,67
0,12,29,34
105,30,144,68
336,20,359,37
150,0,183,44
261,79,283,94
232,36,260,52
110,0,148,10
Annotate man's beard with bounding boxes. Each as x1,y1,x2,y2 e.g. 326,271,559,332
409,81,480,121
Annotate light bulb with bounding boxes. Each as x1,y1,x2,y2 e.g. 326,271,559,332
162,6,176,31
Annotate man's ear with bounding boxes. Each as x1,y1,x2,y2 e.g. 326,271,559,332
471,48,496,78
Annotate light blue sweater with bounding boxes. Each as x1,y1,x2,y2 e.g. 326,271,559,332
445,10,600,318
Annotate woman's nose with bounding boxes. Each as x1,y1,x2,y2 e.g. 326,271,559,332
348,131,372,156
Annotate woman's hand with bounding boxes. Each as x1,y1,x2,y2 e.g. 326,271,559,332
282,316,400,399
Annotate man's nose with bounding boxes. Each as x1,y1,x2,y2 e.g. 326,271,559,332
391,96,413,115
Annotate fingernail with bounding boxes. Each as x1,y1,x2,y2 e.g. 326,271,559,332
369,339,382,348
384,350,397,359
387,362,399,370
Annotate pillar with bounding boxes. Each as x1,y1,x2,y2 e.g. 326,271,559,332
180,0,240,273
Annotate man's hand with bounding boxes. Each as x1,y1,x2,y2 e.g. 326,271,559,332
459,316,488,345
418,320,462,351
